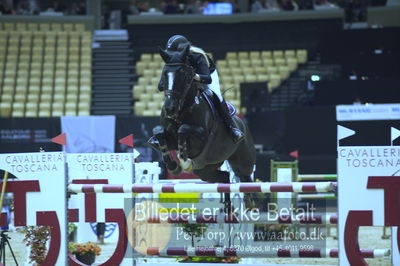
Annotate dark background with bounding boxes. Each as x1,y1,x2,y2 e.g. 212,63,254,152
127,18,343,58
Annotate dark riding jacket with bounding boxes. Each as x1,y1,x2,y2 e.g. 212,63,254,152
158,53,216,91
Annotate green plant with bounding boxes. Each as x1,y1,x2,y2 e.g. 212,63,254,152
176,224,239,263
68,223,77,235
22,226,50,265
179,223,208,246
69,241,102,256
177,255,240,263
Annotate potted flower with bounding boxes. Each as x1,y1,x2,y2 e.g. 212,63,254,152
175,224,240,263
69,241,101,265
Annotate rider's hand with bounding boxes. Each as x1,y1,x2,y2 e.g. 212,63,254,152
194,74,201,81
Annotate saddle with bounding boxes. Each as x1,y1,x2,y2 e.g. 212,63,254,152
202,89,237,117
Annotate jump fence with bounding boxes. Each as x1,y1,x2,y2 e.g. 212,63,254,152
145,246,390,258
68,181,336,194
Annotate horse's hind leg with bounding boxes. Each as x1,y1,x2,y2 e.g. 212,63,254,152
230,163,257,209
228,149,254,181
229,153,257,209
153,126,182,176
194,166,233,214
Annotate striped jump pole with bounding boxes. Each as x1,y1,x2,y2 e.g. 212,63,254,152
68,181,336,194
298,174,337,181
144,213,338,225
146,247,390,258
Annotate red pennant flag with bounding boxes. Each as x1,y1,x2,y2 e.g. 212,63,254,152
51,133,66,146
289,150,299,159
119,134,134,148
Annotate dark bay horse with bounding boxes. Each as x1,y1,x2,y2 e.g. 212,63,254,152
150,45,256,197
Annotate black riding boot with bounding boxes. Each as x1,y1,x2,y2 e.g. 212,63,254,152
147,136,160,150
218,101,245,144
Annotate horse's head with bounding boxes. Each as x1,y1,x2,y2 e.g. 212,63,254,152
159,45,194,120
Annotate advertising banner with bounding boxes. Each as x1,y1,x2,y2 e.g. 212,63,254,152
0,118,61,153
67,153,133,244
336,104,400,121
337,104,400,265
0,152,66,265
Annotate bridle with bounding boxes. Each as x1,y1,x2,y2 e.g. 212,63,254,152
163,62,195,115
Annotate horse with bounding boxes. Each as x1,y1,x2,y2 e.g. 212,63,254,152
149,45,257,210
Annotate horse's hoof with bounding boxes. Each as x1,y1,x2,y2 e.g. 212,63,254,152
243,194,257,210
170,165,182,176
168,161,182,176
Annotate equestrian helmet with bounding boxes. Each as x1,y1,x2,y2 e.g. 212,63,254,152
166,35,190,51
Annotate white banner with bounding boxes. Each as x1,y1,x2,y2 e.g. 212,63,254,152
67,153,133,244
336,104,400,121
0,152,66,266
61,116,116,153
337,103,400,265
338,146,400,265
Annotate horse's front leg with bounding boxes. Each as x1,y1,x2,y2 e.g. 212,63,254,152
152,126,182,176
177,125,193,172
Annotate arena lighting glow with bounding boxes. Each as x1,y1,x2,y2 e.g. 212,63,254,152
310,75,320,82
203,3,233,15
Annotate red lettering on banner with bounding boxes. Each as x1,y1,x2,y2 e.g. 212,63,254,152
0,180,40,226
37,211,61,265
71,179,108,222
367,176,400,226
68,209,79,223
103,209,128,265
345,210,373,266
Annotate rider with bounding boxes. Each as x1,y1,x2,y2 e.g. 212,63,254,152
158,34,245,144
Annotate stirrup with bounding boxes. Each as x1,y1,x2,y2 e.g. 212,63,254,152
147,136,160,150
231,127,245,144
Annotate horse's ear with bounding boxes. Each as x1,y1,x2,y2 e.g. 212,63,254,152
159,46,169,62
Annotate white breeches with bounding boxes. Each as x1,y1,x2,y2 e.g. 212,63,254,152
208,70,223,102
